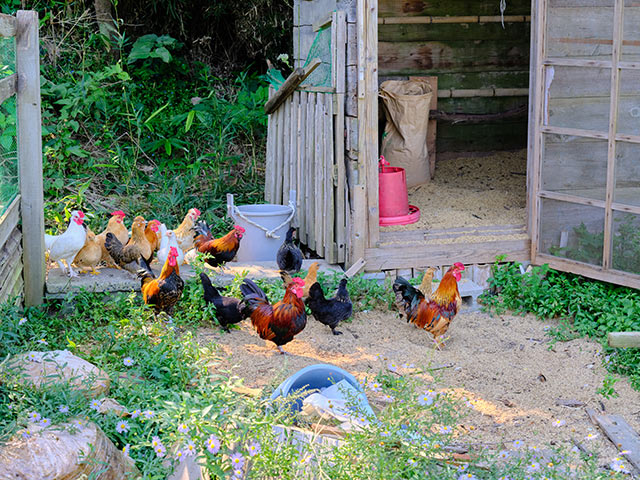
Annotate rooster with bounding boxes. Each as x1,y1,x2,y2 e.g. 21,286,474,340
193,222,245,267
240,277,307,354
96,211,128,266
104,216,147,273
306,279,353,335
45,210,87,277
393,262,465,349
139,246,184,315
174,208,201,251
394,267,437,320
276,227,303,273
200,272,247,332
157,224,184,266
72,229,102,275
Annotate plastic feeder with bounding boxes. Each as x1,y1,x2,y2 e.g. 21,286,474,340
378,156,420,226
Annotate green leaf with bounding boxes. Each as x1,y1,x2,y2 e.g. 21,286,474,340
185,110,195,133
66,337,77,349
153,46,172,63
164,138,172,155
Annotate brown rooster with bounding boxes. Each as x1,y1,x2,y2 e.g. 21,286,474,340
193,221,245,267
139,246,184,315
393,262,465,349
174,208,201,251
96,211,128,266
240,277,307,354
104,216,147,273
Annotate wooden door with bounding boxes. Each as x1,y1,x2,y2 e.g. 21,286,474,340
529,0,640,289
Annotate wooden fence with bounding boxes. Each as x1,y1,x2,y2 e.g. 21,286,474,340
0,11,45,306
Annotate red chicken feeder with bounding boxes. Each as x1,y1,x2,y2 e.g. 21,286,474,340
379,164,420,226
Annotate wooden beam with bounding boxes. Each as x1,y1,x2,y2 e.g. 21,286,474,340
430,105,527,124
587,410,640,473
540,125,609,141
0,74,17,104
344,257,366,277
312,14,332,32
264,59,321,114
608,332,640,348
16,10,45,307
0,195,20,251
0,13,16,37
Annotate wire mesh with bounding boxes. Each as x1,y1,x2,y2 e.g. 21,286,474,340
301,25,332,88
0,34,17,215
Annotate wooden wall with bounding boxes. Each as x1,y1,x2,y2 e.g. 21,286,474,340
0,196,24,303
378,0,531,152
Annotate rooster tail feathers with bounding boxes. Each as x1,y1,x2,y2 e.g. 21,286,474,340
200,272,221,300
240,279,267,301
104,232,123,257
194,220,212,239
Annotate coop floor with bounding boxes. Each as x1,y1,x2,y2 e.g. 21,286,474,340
197,309,639,464
381,150,527,233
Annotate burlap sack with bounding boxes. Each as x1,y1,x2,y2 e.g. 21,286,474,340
380,79,433,188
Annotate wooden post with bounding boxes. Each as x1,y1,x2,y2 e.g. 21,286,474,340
608,332,640,348
16,10,45,306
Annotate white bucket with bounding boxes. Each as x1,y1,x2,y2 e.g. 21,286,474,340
227,192,296,262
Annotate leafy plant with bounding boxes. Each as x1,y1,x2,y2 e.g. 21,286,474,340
596,373,619,399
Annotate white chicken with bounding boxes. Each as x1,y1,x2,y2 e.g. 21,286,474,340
45,210,87,277
157,223,184,266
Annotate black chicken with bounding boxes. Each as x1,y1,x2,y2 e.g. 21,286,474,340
276,227,303,273
305,279,353,335
200,272,247,332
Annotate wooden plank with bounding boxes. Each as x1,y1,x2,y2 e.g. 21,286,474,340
608,332,640,348
334,11,347,263
377,0,531,17
314,94,325,257
538,189,605,208
0,13,16,37
380,15,530,25
313,14,333,32
365,239,531,271
265,89,276,202
0,74,17,104
306,92,316,250
17,10,44,307
380,225,528,244
264,59,321,114
540,125,608,140
0,195,20,251
588,411,640,473
297,91,307,243
290,91,300,229
282,99,291,206
294,0,338,26
0,256,22,304
526,0,539,238
350,185,367,266
0,228,22,284
324,94,335,262
274,106,284,205
344,257,366,277
543,58,611,68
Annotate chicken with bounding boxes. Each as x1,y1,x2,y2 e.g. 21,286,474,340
395,267,437,319
96,211,128,266
138,246,184,315
200,272,247,332
157,224,184,266
72,229,102,275
174,208,201,252
145,219,161,255
306,279,353,335
301,261,320,300
128,216,154,262
104,216,147,273
240,277,307,354
276,227,303,273
45,210,87,277
193,222,245,267
393,262,465,349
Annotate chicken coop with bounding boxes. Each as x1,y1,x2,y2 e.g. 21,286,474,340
265,0,640,290
0,11,45,306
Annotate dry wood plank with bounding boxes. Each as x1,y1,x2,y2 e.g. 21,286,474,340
274,106,284,205
0,242,22,300
294,0,338,26
282,99,291,206
0,195,20,251
264,59,322,114
543,58,612,68
297,91,307,242
314,94,325,257
538,190,605,209
306,92,316,250
265,88,276,202
0,13,16,37
0,258,22,304
588,410,640,473
313,13,333,32
611,202,640,216
0,229,22,284
324,93,336,263
377,0,531,17
608,332,640,348
0,74,17,104
334,11,347,262
17,11,45,307
350,185,367,266
290,91,300,229
540,125,608,140
344,257,366,277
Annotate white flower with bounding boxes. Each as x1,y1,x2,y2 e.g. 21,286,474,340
58,405,69,414
585,432,598,441
90,399,102,411
37,338,47,345
18,317,27,325
123,357,135,367
553,419,566,427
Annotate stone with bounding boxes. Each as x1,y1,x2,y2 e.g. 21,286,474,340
98,398,128,417
3,350,110,397
0,420,139,479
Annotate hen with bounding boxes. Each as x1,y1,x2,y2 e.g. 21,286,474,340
393,262,465,349
200,272,247,332
157,224,184,266
139,246,184,315
72,229,102,275
174,208,201,252
306,279,353,335
104,216,147,273
45,210,87,277
144,219,161,256
193,222,245,267
394,267,437,319
301,261,320,300
96,211,128,266
276,227,303,273
240,277,307,354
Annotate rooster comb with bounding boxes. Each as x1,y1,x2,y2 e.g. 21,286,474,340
234,225,246,233
192,208,201,216
111,210,125,217
453,262,465,270
291,277,305,286
169,247,178,256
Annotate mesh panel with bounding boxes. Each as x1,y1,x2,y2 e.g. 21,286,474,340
0,35,17,215
301,25,332,88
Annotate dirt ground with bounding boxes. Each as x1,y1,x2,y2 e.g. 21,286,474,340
197,308,640,465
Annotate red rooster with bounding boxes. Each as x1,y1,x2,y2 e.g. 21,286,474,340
393,262,465,349
193,222,245,267
240,277,307,354
138,246,184,315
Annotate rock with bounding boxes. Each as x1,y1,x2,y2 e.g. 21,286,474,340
2,350,110,397
167,455,207,480
0,420,139,479
98,398,128,417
